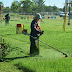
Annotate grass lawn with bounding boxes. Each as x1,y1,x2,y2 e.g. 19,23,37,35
0,15,72,72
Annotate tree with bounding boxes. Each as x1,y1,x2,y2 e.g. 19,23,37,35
71,1,72,6
44,6,53,12
3,7,11,13
63,6,65,12
32,4,38,13
70,6,72,11
32,0,45,12
19,7,23,13
21,0,34,13
53,6,59,12
59,8,63,11
0,2,4,7
11,1,21,13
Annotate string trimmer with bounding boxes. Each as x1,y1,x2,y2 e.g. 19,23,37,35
22,29,68,57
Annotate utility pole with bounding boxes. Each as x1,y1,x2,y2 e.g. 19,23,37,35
63,0,68,32
68,0,70,25
0,5,2,23
63,0,72,31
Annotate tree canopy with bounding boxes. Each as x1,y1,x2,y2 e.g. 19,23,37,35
20,0,34,13
0,0,65,13
11,1,21,13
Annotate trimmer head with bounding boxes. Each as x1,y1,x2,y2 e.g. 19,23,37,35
63,53,68,57
62,53,72,58
65,54,68,57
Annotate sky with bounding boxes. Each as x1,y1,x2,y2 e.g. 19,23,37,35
0,0,65,8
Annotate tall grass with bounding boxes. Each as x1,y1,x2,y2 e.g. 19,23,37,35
0,15,72,72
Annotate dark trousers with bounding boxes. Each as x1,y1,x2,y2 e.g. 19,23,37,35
30,36,39,55
5,20,9,24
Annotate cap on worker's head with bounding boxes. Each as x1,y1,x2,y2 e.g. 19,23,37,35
35,13,41,19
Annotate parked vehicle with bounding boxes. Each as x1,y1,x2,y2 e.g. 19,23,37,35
59,12,69,17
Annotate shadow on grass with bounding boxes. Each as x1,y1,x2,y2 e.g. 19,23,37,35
14,64,36,72
5,56,30,62
0,59,4,62
10,20,20,21
5,34,15,35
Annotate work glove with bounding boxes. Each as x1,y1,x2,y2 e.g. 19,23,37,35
40,31,44,35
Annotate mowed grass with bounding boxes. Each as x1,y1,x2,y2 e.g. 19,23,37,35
0,16,72,72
